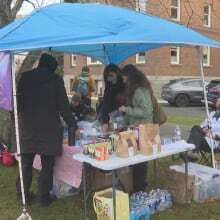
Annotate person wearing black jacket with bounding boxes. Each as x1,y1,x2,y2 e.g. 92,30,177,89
98,64,126,131
16,53,76,207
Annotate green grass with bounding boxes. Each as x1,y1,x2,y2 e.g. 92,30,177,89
1,115,220,220
1,159,220,220
167,116,203,127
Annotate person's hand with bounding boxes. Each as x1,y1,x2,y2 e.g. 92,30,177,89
202,127,210,135
102,124,109,132
118,106,127,112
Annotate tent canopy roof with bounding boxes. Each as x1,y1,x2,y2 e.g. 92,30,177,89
1,3,220,64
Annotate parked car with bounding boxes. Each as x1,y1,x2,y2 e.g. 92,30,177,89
161,78,206,107
207,79,220,90
206,84,220,108
201,80,220,108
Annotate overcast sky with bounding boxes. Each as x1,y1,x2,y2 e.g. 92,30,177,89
19,0,61,15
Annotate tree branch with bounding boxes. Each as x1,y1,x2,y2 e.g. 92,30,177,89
11,0,25,19
25,0,36,8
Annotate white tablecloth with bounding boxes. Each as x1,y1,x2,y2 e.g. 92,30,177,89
73,140,195,171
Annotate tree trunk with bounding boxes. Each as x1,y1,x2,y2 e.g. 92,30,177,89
0,0,25,148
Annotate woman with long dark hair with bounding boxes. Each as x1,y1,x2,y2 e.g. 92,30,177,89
119,64,153,192
119,64,153,125
98,64,126,131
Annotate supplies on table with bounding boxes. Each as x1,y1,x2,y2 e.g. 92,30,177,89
83,142,112,161
116,130,138,158
93,188,130,220
169,162,220,203
138,124,161,156
109,110,125,131
78,120,102,137
130,189,172,216
51,177,80,199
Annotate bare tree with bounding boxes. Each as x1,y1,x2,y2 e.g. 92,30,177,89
0,0,50,147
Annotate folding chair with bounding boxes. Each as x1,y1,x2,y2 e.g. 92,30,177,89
198,148,220,166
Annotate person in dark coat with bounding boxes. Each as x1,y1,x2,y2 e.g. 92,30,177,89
70,93,96,122
16,53,76,207
98,64,126,131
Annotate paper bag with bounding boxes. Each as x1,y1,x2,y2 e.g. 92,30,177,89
93,188,130,220
116,131,137,158
139,124,161,155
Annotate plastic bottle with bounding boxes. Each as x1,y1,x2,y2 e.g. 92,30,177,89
173,125,181,142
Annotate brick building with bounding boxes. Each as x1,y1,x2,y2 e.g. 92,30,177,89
63,0,220,94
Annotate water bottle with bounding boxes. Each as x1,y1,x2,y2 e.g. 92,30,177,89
173,125,181,142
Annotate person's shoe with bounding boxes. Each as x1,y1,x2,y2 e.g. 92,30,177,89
39,195,57,207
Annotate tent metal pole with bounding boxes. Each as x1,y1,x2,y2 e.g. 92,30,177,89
197,46,215,168
11,55,27,210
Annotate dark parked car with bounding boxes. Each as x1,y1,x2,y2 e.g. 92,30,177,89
207,79,220,90
207,83,220,108
201,80,220,107
161,79,206,107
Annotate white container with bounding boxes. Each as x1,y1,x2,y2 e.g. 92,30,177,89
170,162,220,203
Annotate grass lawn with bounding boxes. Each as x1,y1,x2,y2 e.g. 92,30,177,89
1,115,220,220
167,116,203,127
1,159,220,220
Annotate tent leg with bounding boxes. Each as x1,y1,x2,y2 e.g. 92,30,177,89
11,55,27,210
197,46,215,168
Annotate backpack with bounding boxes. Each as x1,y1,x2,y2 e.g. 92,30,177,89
75,77,89,97
152,95,167,125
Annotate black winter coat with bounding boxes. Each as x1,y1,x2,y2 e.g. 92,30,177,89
17,58,75,156
98,78,125,124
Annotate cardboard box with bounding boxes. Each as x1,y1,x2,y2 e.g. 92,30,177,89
86,165,133,193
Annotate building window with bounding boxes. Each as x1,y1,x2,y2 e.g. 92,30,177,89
135,0,146,12
203,5,211,27
170,0,180,21
203,47,210,66
136,52,146,64
71,54,77,67
87,57,102,65
170,47,180,64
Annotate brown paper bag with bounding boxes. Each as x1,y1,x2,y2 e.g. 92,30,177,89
139,123,161,155
116,131,137,158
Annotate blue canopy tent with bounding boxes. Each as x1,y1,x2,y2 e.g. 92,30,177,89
1,3,220,219
1,3,220,63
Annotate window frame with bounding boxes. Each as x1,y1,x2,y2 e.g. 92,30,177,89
71,54,77,67
170,46,180,65
87,57,102,65
136,52,146,64
203,46,210,67
203,5,211,27
170,0,181,21
135,0,146,12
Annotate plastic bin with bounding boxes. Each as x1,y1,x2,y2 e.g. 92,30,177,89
170,162,220,203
